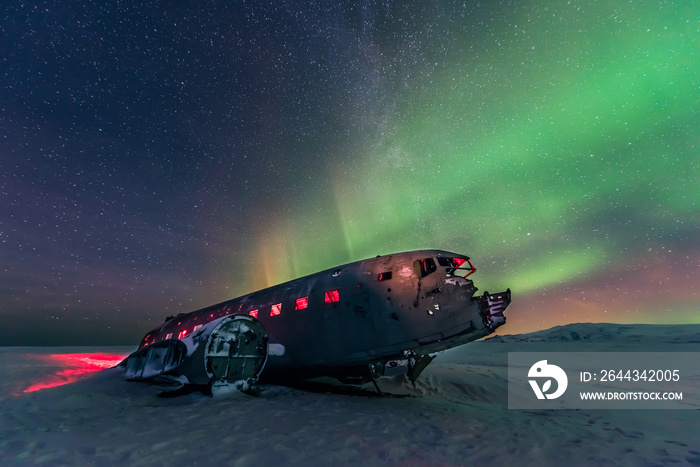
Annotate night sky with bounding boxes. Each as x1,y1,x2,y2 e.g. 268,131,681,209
1,1,698,346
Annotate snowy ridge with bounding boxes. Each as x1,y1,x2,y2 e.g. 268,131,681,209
484,323,700,344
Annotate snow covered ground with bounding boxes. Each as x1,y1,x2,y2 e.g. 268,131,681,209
1,323,698,466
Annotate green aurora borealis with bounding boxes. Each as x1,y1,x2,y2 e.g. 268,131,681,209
246,1,698,332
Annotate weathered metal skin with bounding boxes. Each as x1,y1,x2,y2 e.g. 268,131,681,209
122,249,510,388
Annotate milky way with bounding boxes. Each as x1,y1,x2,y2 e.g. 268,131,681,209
1,1,697,345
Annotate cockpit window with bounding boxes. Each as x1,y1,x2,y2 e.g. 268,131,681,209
438,256,476,277
417,258,437,277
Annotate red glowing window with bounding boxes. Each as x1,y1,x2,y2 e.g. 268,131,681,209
165,333,173,340
193,324,202,332
141,334,152,347
295,297,309,310
270,303,282,316
438,257,476,277
178,329,188,339
378,271,392,282
324,290,340,304
249,309,259,318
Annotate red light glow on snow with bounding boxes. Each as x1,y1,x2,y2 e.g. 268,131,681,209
21,353,128,394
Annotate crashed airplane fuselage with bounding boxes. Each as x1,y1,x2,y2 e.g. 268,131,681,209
122,250,511,392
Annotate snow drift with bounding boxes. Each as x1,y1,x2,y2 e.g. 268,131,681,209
1,323,698,466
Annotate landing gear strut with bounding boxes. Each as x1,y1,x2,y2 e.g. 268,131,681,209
367,353,437,392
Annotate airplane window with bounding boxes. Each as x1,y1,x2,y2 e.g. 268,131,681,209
438,257,468,268
165,333,173,340
141,334,154,347
378,271,392,282
249,309,259,318
324,290,340,304
270,303,282,316
437,257,476,277
417,258,437,277
178,329,188,339
438,257,460,274
295,297,309,310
